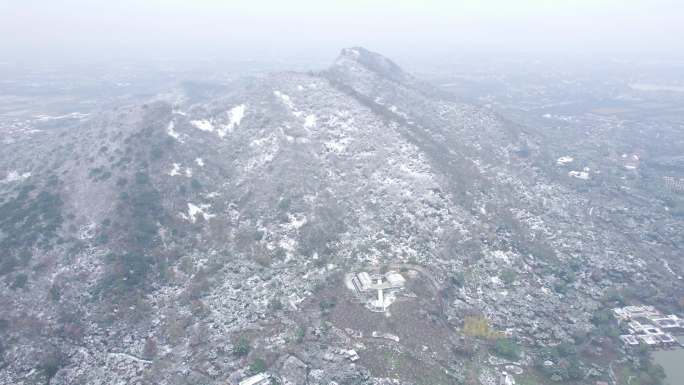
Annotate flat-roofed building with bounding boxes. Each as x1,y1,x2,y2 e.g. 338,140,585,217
620,335,640,346
613,305,659,322
658,334,677,344
638,334,660,346
340,349,359,362
356,272,373,291
664,176,684,193
347,270,407,312
643,326,664,336
652,315,683,331
385,271,406,287
238,373,270,385
628,320,647,334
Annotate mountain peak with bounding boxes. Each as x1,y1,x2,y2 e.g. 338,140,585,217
333,47,408,82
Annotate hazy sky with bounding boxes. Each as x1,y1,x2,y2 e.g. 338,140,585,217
1,0,683,65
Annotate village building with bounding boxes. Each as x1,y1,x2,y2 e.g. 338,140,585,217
499,371,516,385
347,270,406,312
612,305,660,322
664,176,684,193
238,372,270,385
340,349,360,362
619,334,639,346
651,314,684,331
613,306,681,348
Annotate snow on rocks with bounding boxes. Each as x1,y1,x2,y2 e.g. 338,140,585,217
556,156,574,166
166,121,183,142
388,105,409,119
168,163,192,177
324,138,350,154
34,112,89,122
274,90,295,110
168,163,181,176
1,170,31,183
190,104,246,138
283,213,308,231
321,111,357,154
274,90,303,117
245,134,279,171
190,119,215,132
230,104,246,124
78,222,97,240
180,203,215,223
217,104,246,137
273,89,322,129
278,237,297,256
304,114,317,128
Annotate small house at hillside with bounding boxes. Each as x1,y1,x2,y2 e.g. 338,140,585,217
238,372,270,385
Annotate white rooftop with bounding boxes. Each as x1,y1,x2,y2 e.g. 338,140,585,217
386,271,406,286
620,335,640,345
638,334,660,345
239,373,270,385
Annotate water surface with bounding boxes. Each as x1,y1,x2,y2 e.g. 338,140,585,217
653,347,684,385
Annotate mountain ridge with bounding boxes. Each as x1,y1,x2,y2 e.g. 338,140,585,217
0,47,682,385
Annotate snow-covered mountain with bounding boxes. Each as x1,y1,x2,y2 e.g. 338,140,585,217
1,48,682,385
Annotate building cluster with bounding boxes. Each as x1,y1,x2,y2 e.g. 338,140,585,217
663,176,684,193
613,305,683,348
347,270,406,312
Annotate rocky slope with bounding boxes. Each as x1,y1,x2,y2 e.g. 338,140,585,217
0,48,682,385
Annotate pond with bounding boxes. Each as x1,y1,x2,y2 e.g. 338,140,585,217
653,347,684,385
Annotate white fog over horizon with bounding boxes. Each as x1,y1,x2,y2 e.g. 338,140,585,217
1,0,684,69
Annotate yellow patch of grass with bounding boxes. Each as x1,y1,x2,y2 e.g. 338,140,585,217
462,315,504,340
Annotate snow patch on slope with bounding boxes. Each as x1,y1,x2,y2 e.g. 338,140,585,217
274,90,303,117
191,119,215,132
557,156,574,166
304,114,317,128
35,112,90,122
217,104,246,137
246,134,279,171
167,121,184,142
168,163,182,176
274,91,294,109
168,163,192,177
1,170,31,183
180,203,215,223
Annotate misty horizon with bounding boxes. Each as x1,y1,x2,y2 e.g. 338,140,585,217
2,0,684,67
1,2,684,385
